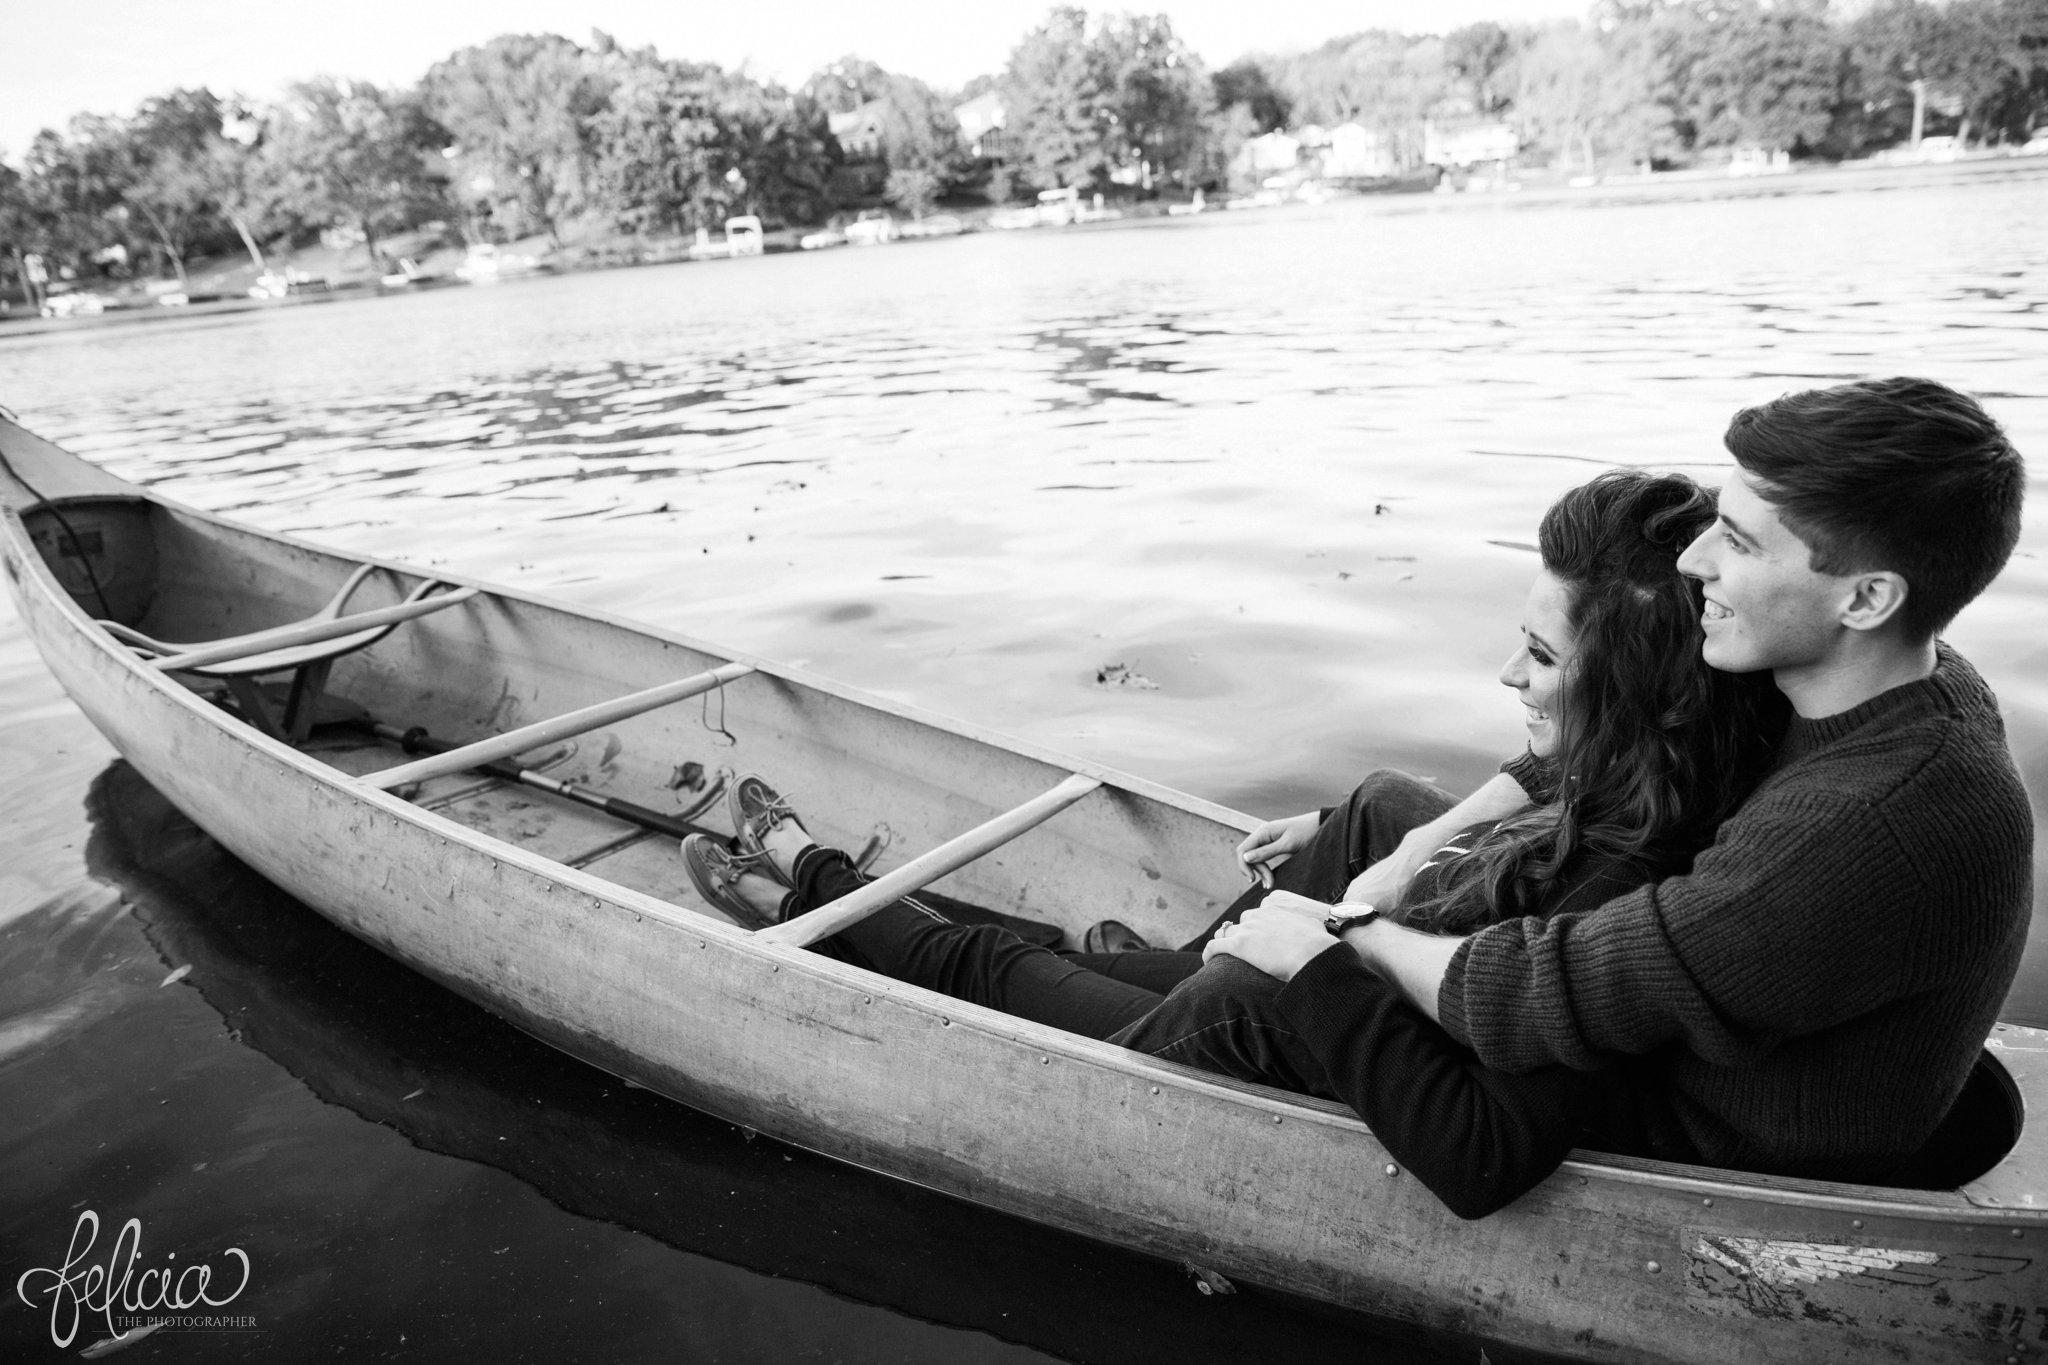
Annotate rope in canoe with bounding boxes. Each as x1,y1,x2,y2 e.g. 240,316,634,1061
0,436,116,620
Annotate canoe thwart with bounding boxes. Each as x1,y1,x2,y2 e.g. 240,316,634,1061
760,772,1104,948
137,584,482,674
362,662,757,791
355,717,730,835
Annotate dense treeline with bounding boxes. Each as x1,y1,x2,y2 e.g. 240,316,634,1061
3,0,2043,299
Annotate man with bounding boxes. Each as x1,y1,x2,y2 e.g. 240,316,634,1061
1205,376,2031,1180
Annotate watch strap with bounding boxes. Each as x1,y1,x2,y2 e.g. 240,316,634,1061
1323,907,1382,936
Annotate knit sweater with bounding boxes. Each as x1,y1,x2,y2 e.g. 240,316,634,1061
1438,644,2034,1178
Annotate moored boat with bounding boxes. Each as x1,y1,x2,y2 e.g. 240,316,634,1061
2,411,2041,1363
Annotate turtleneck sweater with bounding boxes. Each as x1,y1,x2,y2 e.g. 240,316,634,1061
1437,644,2033,1178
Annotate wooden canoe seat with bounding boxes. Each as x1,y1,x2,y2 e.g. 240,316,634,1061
361,661,757,792
102,565,479,742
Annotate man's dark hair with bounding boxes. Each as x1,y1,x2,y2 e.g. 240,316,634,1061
1724,377,2024,641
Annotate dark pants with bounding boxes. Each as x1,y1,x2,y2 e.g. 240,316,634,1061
800,770,1457,1086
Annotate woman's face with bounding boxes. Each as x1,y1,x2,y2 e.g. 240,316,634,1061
1499,569,1579,759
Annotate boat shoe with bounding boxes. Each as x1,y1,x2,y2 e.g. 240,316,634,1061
1084,919,1153,953
681,834,788,930
726,770,801,887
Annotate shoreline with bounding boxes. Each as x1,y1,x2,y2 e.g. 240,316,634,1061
5,153,2042,342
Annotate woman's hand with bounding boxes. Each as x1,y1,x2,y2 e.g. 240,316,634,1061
1343,851,1421,909
1203,895,1338,982
1235,811,1321,888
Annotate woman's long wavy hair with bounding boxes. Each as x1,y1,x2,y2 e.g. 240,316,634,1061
1395,470,1788,934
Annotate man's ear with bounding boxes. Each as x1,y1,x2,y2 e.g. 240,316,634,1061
1840,571,1910,633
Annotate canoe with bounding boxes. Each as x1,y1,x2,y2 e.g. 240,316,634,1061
2,411,2042,1364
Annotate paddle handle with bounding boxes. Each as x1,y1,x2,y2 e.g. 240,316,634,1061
363,662,755,791
760,773,1103,948
150,587,481,672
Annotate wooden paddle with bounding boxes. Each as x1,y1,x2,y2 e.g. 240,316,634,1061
758,773,1103,948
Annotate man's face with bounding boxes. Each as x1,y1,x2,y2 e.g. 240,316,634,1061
1676,469,1854,676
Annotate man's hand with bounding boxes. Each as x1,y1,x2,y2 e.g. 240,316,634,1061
1204,898,1338,982
1235,811,1321,888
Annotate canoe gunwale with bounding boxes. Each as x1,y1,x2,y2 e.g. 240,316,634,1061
7,483,2038,1228
10,420,2048,1365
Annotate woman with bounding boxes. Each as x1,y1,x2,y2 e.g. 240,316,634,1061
685,469,1787,1216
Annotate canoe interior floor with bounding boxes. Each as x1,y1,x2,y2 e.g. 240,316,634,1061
301,732,750,931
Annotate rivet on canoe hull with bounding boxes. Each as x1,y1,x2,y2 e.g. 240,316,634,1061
2014,1229,2025,1239
1701,1198,1713,1208
1272,1115,1282,1124
1384,1164,1398,1177
1040,1056,1050,1065
863,996,871,1004
1851,1219,1863,1230
1646,1261,1661,1274
1150,1086,1160,1095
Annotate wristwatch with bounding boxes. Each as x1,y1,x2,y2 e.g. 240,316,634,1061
1323,906,1382,936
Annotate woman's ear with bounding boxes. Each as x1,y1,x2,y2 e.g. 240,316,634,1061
1840,571,1909,633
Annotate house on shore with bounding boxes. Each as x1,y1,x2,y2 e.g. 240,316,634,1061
828,100,889,201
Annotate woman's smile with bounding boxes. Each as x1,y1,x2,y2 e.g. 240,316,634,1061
1501,569,1578,758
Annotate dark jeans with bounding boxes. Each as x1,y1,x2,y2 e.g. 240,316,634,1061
797,769,1458,1091
799,845,1168,1037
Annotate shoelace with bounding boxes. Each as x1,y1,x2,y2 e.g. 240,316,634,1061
748,791,797,837
711,841,783,886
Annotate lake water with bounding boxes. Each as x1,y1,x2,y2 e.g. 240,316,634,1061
3,161,2045,1362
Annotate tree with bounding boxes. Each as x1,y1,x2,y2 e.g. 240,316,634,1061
1658,0,1846,155
205,109,284,275
802,56,893,115
706,73,837,227
426,33,613,244
0,160,53,310
1446,21,1515,115
1269,32,1448,169
265,78,440,268
1211,58,1292,134
885,166,941,217
122,89,231,284
1504,20,1670,172
1095,13,1212,187
1508,24,1607,172
1002,7,1110,191
589,50,724,234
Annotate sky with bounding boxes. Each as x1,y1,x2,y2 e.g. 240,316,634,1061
1,0,1592,162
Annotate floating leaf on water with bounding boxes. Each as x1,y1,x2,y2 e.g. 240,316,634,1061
159,964,192,988
666,761,707,792
1095,662,1160,691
